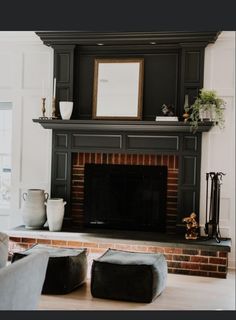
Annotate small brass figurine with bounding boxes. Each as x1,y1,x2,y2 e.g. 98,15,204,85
162,104,175,116
183,112,190,123
182,212,199,240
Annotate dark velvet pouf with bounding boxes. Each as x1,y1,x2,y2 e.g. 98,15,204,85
91,249,167,303
12,244,87,294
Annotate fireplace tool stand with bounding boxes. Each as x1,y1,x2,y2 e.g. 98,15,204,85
204,172,226,243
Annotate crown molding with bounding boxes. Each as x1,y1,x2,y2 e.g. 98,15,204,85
35,31,221,47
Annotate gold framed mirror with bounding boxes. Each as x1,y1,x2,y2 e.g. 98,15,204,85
92,58,144,120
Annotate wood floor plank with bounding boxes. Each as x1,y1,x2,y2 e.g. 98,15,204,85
38,269,235,310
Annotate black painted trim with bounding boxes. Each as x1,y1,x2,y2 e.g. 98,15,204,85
33,119,213,133
36,31,220,46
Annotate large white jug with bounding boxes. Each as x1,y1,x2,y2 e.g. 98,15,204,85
45,198,66,232
22,189,49,229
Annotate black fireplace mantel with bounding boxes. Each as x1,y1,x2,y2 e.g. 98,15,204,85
33,119,213,133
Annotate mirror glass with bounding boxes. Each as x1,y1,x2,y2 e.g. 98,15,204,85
92,58,144,120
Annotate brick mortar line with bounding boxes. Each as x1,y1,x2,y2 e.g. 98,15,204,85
167,267,226,274
169,268,226,273
168,254,227,261
171,260,227,266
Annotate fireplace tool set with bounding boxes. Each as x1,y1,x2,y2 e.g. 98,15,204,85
204,172,226,243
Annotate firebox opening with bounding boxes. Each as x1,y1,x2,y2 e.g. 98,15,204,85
71,152,179,234
84,164,167,232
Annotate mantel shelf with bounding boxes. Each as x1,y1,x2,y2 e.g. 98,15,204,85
33,119,213,133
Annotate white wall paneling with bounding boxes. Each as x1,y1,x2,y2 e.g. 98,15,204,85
0,32,53,229
201,31,235,268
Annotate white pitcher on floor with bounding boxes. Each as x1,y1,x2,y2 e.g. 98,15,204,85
45,198,66,232
22,189,49,229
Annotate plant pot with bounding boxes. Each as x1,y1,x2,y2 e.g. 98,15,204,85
199,104,215,121
21,189,48,229
209,104,216,121
59,101,73,120
45,198,66,232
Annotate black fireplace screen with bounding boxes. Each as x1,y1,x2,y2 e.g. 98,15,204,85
84,164,167,231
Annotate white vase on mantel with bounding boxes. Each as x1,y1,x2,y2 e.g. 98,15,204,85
45,198,66,232
59,101,73,120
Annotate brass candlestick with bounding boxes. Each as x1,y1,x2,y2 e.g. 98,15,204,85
39,97,48,119
51,97,57,119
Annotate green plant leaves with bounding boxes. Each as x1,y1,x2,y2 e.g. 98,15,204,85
188,89,226,132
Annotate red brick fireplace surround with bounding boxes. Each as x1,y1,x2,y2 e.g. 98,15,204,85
71,152,178,233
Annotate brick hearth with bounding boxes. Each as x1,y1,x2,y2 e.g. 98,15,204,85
7,228,230,279
71,152,178,233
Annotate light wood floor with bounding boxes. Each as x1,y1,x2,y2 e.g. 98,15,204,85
38,254,235,310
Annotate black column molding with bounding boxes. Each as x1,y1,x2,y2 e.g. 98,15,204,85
53,45,75,118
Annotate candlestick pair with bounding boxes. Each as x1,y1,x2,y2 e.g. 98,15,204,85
39,97,58,119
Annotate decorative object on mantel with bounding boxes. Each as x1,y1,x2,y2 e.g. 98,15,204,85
92,58,144,120
45,198,66,231
155,116,178,122
39,97,48,120
189,89,226,132
21,189,49,229
59,101,73,120
182,212,199,240
161,104,175,116
39,80,48,120
156,104,178,121
183,94,190,123
51,78,58,119
204,172,226,243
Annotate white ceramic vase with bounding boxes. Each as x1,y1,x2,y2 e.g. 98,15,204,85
21,189,49,229
59,101,73,120
45,198,66,232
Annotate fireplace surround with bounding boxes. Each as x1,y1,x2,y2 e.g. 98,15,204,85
33,31,222,233
33,119,212,233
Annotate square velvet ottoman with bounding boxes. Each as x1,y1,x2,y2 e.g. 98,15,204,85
12,244,87,294
91,249,167,303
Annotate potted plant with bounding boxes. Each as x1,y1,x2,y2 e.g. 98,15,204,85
187,89,226,132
